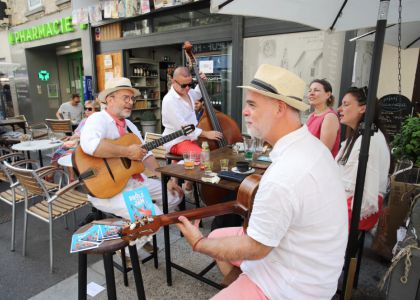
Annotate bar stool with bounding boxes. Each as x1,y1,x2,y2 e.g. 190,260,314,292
76,220,147,300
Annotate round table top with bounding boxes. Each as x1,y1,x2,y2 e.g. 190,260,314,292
58,154,72,167
12,139,63,151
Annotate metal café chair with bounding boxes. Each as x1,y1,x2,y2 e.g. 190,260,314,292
4,161,88,272
45,118,73,139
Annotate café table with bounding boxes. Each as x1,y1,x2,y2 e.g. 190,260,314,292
57,154,72,167
157,146,269,289
12,139,63,167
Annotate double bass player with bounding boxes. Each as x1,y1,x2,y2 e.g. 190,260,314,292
161,66,223,196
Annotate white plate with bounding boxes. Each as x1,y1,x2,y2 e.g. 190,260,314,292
231,167,255,175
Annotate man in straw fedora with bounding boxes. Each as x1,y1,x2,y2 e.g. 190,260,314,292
79,77,183,251
176,65,348,299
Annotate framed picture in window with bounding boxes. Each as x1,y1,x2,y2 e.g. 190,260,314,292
47,84,59,98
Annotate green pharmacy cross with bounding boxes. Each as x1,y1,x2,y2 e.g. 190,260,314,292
38,70,50,81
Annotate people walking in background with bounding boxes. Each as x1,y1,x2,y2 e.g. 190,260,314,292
336,86,390,230
306,79,341,157
56,93,84,125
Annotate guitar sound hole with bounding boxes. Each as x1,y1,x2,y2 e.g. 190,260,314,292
121,158,131,169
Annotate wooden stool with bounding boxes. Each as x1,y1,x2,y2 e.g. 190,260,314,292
76,220,146,300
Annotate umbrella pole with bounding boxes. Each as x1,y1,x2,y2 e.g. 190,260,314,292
341,1,390,299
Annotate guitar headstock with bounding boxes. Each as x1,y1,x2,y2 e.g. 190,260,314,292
181,124,195,136
121,216,162,241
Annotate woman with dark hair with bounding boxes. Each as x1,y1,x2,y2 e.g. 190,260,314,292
336,87,390,230
307,79,341,157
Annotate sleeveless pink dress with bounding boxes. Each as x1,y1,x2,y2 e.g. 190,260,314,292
306,108,340,157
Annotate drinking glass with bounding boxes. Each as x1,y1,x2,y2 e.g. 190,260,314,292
220,159,229,171
204,161,214,175
183,152,195,170
243,137,255,161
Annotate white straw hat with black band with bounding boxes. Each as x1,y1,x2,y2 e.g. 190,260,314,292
238,64,310,111
98,77,140,103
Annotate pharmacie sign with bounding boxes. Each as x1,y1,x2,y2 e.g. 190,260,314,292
8,17,74,45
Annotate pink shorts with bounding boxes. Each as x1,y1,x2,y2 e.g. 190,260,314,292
169,140,201,156
208,227,268,300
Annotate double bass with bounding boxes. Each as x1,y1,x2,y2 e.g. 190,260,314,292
183,41,243,206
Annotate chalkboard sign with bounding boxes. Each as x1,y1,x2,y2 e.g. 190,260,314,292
378,94,413,140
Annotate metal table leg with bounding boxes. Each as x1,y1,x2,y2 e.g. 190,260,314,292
161,174,172,286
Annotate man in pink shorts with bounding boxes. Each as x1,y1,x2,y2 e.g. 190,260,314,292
176,65,348,300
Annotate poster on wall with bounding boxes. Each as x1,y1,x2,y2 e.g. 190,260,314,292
243,31,345,125
47,84,59,98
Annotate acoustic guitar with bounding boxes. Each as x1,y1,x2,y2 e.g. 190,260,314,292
72,124,195,199
121,174,261,241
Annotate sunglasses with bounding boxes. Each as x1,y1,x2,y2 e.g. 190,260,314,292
85,107,93,111
175,79,193,89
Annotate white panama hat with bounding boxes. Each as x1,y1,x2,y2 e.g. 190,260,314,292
98,77,140,103
239,64,310,111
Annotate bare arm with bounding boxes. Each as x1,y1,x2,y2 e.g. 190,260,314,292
176,216,272,261
320,113,340,151
56,111,63,119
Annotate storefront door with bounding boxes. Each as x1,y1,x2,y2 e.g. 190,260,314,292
66,52,84,100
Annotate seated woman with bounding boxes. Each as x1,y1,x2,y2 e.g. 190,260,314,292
50,100,101,181
336,87,390,231
307,79,341,157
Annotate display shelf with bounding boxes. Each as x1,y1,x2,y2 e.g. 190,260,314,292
128,58,161,133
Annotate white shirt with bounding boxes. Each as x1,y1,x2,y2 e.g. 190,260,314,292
241,125,348,300
336,129,390,219
161,86,202,152
58,101,83,124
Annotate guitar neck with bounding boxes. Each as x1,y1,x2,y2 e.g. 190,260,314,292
159,200,246,226
142,129,185,151
123,200,248,241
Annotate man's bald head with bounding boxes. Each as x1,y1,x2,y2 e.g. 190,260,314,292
173,67,191,79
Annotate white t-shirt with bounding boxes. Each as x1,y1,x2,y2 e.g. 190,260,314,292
57,101,83,124
161,86,202,151
335,129,390,218
241,126,348,300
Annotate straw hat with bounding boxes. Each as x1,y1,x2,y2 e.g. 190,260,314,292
239,64,310,111
98,77,140,103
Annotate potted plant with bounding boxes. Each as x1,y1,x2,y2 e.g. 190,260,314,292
140,111,158,133
391,115,420,167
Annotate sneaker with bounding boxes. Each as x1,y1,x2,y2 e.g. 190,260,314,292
142,241,157,254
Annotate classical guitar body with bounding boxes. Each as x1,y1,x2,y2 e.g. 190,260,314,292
73,124,195,199
72,133,144,199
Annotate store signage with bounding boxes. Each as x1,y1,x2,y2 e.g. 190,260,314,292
378,94,413,140
8,16,74,45
38,70,50,81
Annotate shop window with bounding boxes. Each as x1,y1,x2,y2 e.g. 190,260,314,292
27,0,42,11
122,8,231,37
